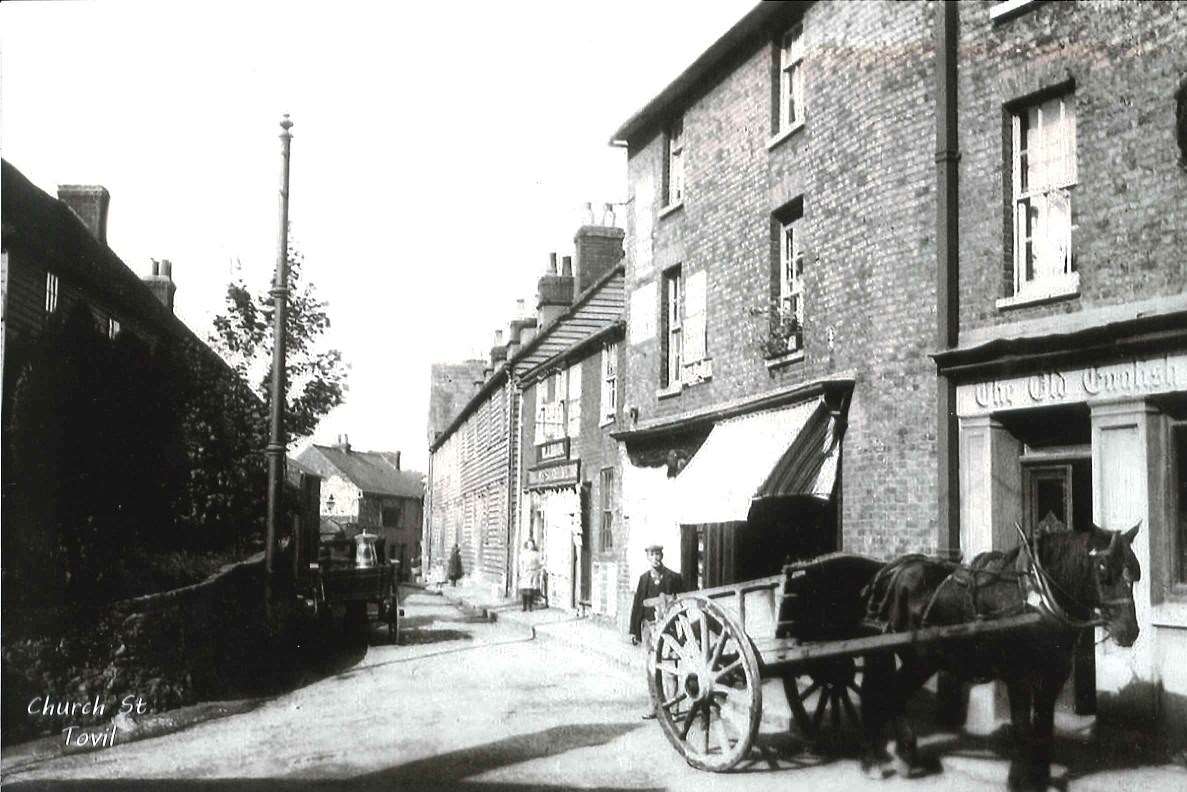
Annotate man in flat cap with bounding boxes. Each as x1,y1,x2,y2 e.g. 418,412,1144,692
630,544,685,717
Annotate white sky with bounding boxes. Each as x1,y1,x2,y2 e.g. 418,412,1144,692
1,0,754,471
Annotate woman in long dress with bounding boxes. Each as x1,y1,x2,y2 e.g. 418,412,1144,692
518,539,544,611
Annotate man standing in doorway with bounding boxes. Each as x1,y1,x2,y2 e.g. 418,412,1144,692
629,544,685,719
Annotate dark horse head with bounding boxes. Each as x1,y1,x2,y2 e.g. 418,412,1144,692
1081,523,1141,646
1029,522,1141,646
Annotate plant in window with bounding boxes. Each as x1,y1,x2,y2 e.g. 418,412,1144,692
763,298,802,358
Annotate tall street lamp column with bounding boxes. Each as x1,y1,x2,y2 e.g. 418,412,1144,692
265,114,294,580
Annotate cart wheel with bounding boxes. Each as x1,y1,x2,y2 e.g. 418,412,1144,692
388,607,399,643
784,655,865,748
649,597,761,772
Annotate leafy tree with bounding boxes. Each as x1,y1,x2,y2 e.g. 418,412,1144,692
210,246,347,444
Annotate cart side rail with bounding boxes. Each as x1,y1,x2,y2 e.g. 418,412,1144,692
646,574,783,641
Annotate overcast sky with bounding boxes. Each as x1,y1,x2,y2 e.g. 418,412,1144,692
1,0,754,471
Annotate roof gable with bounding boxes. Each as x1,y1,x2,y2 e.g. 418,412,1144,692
297,445,423,498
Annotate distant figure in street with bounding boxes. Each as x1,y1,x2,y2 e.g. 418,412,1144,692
518,539,544,612
448,543,463,587
629,544,685,719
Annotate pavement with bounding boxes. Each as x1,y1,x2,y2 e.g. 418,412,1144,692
433,579,639,671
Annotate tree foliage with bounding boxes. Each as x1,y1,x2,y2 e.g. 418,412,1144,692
210,246,347,443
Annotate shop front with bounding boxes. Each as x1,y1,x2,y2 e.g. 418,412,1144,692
523,459,586,612
618,377,853,595
940,330,1187,746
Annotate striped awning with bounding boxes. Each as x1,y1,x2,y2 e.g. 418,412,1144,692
674,397,845,525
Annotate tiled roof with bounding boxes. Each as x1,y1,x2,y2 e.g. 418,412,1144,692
298,445,423,498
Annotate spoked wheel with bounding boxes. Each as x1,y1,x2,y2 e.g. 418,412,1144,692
783,655,865,749
648,597,761,772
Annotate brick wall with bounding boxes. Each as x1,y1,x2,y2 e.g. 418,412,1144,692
956,0,1187,332
623,0,941,557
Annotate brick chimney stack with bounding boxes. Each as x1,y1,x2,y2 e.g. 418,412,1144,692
489,329,508,370
58,184,111,246
143,259,178,313
537,252,574,329
574,222,625,294
336,434,351,453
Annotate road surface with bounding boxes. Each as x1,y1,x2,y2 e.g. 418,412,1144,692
2,590,1163,791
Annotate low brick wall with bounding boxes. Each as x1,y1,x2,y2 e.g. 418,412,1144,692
2,555,295,745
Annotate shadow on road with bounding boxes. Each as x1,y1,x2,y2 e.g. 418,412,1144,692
4,723,656,792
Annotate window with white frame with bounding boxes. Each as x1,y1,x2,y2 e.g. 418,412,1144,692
768,202,805,357
664,117,685,207
1010,92,1077,302
601,342,618,421
107,317,120,339
566,362,582,438
534,370,568,444
778,25,805,133
45,271,60,314
780,215,805,342
599,467,615,552
661,266,682,388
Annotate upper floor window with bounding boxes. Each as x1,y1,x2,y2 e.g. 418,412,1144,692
382,504,402,528
599,467,615,552
660,265,682,389
107,317,121,339
1007,91,1078,306
535,368,573,445
768,201,805,357
600,342,618,421
778,25,805,134
663,117,685,207
45,271,60,314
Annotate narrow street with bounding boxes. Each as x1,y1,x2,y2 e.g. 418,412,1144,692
1,592,1166,792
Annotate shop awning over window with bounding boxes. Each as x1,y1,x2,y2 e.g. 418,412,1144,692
674,396,845,525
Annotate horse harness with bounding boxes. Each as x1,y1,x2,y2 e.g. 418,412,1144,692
918,526,1115,632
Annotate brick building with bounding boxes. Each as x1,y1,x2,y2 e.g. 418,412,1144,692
610,1,941,603
297,438,424,576
513,225,626,616
929,0,1187,743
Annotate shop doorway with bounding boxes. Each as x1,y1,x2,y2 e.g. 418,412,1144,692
1021,455,1095,715
1007,402,1094,716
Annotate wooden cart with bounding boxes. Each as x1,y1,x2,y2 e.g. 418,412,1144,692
309,535,400,642
645,553,1041,771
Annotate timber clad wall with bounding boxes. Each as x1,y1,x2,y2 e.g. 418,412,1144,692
428,380,513,590
956,0,1187,330
623,0,940,556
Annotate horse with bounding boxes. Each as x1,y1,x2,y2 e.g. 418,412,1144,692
857,523,1141,792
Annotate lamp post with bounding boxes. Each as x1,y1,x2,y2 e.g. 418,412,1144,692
265,114,294,582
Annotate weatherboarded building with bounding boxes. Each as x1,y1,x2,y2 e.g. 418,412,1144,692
424,221,625,599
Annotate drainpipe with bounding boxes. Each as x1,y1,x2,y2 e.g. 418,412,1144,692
936,1,961,556
506,369,522,598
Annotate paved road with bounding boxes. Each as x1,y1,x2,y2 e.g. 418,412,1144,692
2,591,1171,791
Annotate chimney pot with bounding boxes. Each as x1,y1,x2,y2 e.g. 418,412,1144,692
603,202,615,226
562,256,573,277
584,201,595,225
394,451,401,470
548,253,558,274
494,329,504,345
